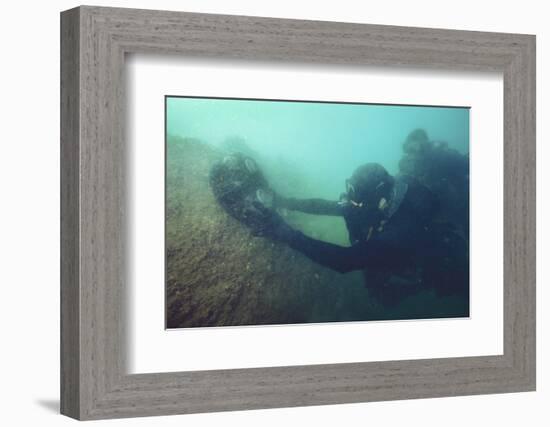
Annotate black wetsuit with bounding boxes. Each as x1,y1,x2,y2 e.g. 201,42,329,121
277,175,467,300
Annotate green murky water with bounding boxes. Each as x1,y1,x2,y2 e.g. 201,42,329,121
166,96,469,328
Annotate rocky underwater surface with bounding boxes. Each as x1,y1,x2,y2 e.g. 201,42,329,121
166,136,467,328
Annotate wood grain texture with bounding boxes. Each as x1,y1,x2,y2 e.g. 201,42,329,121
60,5,536,420
60,7,80,419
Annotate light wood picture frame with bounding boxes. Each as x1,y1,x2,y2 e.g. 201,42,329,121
60,5,536,420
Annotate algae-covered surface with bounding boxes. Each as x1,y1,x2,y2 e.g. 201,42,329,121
166,136,375,328
166,136,466,328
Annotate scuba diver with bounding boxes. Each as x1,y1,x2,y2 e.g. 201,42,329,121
210,152,469,307
399,128,470,237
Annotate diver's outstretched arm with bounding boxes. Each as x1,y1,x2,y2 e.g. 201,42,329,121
251,200,415,274
279,209,426,274
284,231,402,273
277,196,344,216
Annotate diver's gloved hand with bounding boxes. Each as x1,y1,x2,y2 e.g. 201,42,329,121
247,200,297,242
270,191,290,210
209,154,296,241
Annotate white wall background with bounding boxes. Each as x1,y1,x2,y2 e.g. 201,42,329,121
0,0,546,425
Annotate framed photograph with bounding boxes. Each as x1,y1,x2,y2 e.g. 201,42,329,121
164,96,470,329
61,6,536,420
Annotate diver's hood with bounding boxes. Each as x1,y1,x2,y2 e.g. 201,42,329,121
403,128,431,154
344,174,408,245
346,163,394,207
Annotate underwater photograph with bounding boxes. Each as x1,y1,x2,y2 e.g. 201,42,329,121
165,96,470,329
